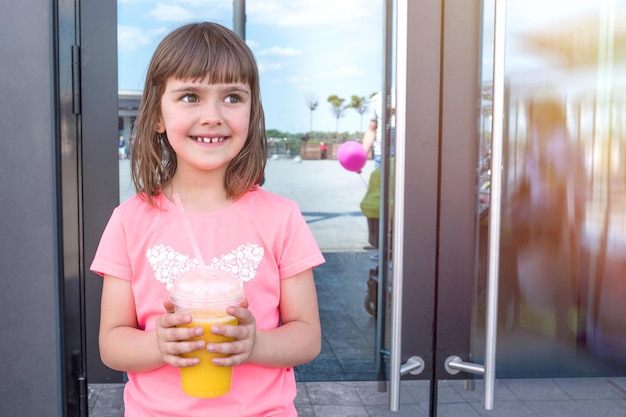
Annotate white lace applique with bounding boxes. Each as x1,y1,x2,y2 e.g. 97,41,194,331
208,243,264,284
147,244,199,290
147,243,264,289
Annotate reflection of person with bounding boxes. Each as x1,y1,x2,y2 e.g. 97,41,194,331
361,92,382,168
360,92,397,252
508,98,586,340
510,99,586,245
360,92,383,254
359,93,384,314
91,22,324,416
320,141,327,159
118,135,126,159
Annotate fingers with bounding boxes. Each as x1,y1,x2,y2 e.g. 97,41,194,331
206,305,256,367
227,305,254,325
156,305,257,368
155,312,206,368
163,299,175,313
207,335,253,367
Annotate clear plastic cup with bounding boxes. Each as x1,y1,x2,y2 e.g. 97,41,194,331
168,267,244,398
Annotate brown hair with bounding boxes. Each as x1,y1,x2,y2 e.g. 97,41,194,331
527,98,566,135
130,22,267,206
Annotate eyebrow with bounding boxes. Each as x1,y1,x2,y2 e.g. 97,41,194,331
225,86,251,95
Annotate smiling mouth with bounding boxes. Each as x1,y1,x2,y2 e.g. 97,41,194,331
191,136,226,143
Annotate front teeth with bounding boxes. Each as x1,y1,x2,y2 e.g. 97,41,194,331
193,136,225,143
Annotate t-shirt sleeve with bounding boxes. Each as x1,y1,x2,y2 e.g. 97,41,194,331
277,201,325,280
90,207,132,281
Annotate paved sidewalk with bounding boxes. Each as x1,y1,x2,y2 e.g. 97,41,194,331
263,158,375,252
90,377,626,417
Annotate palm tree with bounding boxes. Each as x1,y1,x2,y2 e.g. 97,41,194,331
327,95,347,141
305,95,319,135
349,95,370,133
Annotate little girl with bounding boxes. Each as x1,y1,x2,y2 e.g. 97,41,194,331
91,22,324,416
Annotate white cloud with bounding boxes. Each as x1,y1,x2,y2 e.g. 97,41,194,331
257,61,285,73
131,0,232,24
256,46,301,57
118,25,168,54
148,2,194,22
246,39,260,49
247,0,379,28
174,0,230,8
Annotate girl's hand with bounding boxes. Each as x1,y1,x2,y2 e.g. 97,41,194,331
155,300,207,368
207,301,256,367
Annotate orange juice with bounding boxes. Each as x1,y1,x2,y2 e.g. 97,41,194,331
179,314,238,398
169,267,244,397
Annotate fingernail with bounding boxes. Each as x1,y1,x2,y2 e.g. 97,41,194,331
207,344,215,352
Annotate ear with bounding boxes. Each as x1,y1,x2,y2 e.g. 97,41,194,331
155,119,165,133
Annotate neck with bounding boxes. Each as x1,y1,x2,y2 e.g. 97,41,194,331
166,172,231,213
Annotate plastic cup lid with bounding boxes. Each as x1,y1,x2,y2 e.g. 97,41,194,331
168,268,244,308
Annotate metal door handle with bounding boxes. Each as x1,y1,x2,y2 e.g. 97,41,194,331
482,0,507,409
445,355,485,376
388,0,408,412
442,0,507,411
401,356,425,376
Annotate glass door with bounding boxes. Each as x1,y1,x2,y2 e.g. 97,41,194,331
389,0,626,415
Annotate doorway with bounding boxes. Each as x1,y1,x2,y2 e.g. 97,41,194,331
83,0,626,416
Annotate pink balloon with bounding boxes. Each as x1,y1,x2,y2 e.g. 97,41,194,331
337,141,367,172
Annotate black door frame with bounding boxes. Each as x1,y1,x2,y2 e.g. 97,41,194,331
58,0,121,413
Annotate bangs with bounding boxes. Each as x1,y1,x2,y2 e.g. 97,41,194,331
153,23,257,86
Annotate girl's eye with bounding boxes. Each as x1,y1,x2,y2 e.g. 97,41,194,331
224,94,242,104
181,94,199,103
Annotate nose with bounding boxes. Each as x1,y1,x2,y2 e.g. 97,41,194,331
199,99,223,126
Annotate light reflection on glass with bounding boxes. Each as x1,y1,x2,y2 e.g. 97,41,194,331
477,0,626,376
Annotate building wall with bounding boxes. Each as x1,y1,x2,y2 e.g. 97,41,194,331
0,0,63,415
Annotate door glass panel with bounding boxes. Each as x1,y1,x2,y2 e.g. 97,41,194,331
477,0,626,378
117,2,235,202
116,1,387,382
246,0,387,382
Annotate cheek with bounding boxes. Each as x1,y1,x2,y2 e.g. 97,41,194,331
232,110,251,135
160,111,188,135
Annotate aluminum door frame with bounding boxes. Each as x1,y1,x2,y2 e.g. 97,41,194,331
389,0,483,410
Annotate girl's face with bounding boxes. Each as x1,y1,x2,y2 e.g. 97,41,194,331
156,76,251,177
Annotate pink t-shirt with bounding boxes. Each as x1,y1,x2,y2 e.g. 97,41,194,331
91,187,325,417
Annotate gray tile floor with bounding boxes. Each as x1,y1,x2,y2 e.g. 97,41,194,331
296,251,380,382
90,377,626,416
